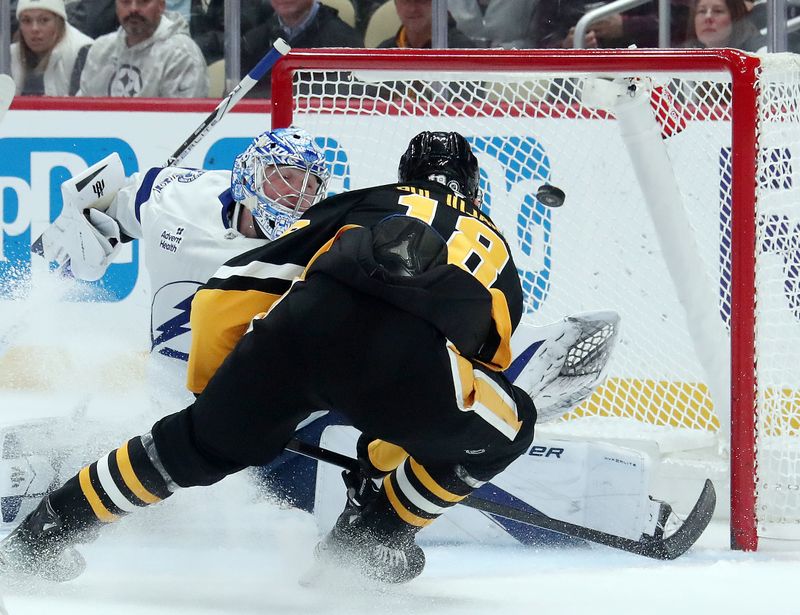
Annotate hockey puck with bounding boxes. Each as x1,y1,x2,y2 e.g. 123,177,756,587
536,184,566,208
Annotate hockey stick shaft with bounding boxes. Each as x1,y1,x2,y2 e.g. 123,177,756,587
285,438,715,560
165,38,291,167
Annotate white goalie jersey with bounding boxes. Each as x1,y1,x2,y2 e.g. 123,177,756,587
107,167,267,365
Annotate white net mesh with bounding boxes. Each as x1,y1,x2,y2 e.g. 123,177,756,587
281,50,800,541
754,55,800,531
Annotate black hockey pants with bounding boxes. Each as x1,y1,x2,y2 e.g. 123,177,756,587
151,273,536,489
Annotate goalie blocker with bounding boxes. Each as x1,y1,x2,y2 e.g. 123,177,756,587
36,153,127,280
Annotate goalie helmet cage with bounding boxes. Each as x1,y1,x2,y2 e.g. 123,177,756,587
270,47,800,551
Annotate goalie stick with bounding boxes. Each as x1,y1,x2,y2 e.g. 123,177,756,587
165,38,291,167
31,39,292,265
285,438,717,561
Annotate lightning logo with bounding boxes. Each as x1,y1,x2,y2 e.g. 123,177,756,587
151,281,201,361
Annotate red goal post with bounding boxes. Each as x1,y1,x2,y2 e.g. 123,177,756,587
270,48,800,551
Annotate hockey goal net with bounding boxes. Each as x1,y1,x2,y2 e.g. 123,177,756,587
270,48,800,551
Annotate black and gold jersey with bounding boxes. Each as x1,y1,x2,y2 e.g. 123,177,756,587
187,180,523,393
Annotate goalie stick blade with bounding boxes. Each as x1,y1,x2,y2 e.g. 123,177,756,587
644,478,716,560
462,479,715,560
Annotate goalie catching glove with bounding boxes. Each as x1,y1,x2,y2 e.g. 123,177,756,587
508,310,620,421
38,153,127,281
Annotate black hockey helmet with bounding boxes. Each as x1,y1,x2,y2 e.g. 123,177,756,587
398,131,481,204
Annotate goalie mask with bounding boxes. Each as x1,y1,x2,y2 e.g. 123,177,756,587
398,131,482,206
231,127,330,240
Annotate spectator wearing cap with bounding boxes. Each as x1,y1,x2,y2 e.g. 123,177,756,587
77,0,208,98
11,0,93,95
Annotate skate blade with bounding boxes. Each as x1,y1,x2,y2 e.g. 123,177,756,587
0,546,85,584
298,558,388,591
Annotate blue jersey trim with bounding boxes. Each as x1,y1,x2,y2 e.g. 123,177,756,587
134,167,163,223
218,188,236,229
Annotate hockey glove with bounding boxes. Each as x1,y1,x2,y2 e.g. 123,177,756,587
512,311,620,422
37,152,127,279
41,207,121,281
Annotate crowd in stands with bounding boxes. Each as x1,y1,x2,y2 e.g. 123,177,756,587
6,0,785,98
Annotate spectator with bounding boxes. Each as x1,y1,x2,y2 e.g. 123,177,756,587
66,0,199,37
241,0,362,97
10,0,19,36
11,0,93,96
353,0,382,34
373,0,478,104
682,0,763,50
377,0,476,48
166,0,191,21
190,0,273,64
77,0,208,97
447,0,536,48
65,0,118,38
533,0,690,48
673,0,763,104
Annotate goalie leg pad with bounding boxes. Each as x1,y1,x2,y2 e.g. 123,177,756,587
0,417,131,525
312,427,667,545
490,437,664,541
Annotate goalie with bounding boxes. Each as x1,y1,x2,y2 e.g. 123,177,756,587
1,125,339,519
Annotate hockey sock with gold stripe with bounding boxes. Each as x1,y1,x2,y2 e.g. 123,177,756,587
48,434,174,536
365,456,486,538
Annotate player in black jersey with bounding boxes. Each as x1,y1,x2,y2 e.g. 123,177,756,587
0,132,536,585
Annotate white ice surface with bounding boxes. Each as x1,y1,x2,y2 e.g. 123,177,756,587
2,278,800,614
2,490,800,615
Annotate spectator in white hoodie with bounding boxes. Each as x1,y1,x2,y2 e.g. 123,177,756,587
11,0,93,96
77,0,207,98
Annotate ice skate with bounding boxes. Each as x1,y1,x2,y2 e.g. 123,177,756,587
307,507,425,585
303,469,425,585
0,496,86,583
